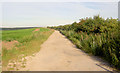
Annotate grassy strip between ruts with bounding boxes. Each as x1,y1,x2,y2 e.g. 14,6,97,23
2,28,54,69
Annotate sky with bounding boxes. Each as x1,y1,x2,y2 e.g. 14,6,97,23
0,0,119,2
0,1,119,27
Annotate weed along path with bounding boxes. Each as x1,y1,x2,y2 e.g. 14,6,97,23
20,31,113,71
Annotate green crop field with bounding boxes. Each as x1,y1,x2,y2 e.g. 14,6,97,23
2,28,51,42
2,28,35,42
2,27,54,70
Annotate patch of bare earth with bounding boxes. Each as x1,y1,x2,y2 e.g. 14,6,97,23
32,29,40,32
2,40,19,50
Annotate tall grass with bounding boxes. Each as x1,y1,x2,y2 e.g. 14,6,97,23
49,15,120,70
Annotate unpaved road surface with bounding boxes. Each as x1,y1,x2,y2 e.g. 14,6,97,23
21,31,113,71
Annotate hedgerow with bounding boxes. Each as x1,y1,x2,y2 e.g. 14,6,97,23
48,15,120,69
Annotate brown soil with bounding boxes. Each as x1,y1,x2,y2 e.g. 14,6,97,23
33,29,40,32
2,40,19,50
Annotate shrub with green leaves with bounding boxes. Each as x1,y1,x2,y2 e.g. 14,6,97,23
48,15,120,69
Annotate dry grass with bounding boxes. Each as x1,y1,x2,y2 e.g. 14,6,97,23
2,28,54,70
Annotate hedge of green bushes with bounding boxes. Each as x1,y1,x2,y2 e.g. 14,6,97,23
48,15,120,69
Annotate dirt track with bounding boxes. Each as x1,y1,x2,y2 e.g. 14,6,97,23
20,31,113,71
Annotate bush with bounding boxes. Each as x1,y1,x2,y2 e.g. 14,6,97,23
49,15,120,69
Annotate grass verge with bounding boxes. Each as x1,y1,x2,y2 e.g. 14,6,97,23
2,28,54,70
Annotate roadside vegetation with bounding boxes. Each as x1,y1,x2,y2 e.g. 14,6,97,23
48,15,120,70
2,28,54,70
0,30,1,72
